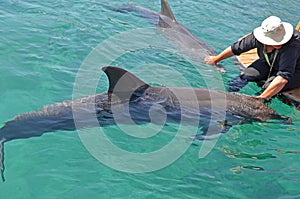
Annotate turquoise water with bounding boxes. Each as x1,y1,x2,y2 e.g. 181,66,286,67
1,0,300,198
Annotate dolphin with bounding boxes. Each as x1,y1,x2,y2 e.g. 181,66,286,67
0,66,290,181
112,0,225,72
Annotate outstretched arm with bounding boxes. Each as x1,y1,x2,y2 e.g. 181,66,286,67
255,76,288,99
205,46,234,65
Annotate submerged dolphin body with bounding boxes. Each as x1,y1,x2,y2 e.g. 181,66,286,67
113,0,225,72
0,66,290,181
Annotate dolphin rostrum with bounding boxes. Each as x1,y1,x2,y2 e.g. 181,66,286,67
0,66,291,182
112,0,225,72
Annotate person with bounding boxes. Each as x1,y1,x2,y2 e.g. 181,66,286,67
205,16,300,99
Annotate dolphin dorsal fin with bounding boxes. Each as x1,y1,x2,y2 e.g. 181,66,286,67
102,66,150,99
160,0,176,22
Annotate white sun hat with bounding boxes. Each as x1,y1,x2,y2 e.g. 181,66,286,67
253,16,294,45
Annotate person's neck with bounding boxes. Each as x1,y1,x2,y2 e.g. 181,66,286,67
265,45,275,53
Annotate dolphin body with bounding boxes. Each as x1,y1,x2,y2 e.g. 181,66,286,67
113,0,225,72
0,66,290,181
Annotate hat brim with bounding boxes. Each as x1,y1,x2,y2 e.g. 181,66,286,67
253,22,294,45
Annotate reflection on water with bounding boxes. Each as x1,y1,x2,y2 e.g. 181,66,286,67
223,147,277,160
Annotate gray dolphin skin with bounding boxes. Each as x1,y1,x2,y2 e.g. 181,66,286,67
0,66,290,182
113,0,225,72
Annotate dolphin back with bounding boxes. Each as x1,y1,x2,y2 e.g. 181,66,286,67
111,3,160,25
226,92,291,122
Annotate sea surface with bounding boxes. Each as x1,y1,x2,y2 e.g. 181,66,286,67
0,0,300,198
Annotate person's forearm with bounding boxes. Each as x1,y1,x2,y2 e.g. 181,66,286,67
205,46,234,65
214,46,234,63
256,76,288,99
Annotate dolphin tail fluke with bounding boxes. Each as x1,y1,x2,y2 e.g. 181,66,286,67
0,138,5,182
160,0,176,22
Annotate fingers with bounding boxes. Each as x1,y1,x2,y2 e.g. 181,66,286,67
204,56,216,65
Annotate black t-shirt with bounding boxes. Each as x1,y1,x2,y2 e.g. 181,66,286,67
231,30,300,81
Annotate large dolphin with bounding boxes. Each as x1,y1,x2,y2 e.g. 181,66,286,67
0,66,290,181
113,0,225,72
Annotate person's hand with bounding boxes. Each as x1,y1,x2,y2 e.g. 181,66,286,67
254,95,273,104
254,95,269,101
254,95,265,99
204,56,217,65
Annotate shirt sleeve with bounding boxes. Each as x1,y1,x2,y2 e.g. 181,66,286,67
276,44,300,81
231,33,259,55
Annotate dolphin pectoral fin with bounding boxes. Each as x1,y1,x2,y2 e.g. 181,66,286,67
0,139,5,182
198,125,221,158
199,136,221,158
196,120,232,158
193,133,222,141
192,121,229,141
